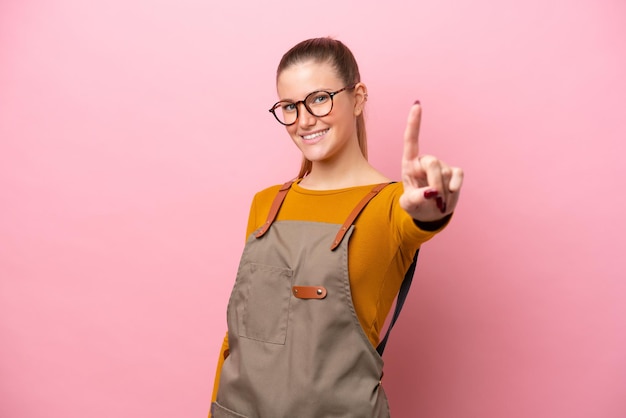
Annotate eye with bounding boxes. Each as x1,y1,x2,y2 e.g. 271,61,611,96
310,93,330,105
280,102,297,113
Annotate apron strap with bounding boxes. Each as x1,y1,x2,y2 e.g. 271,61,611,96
254,179,296,239
376,249,419,356
330,182,391,250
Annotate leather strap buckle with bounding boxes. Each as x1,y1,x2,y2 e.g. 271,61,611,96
292,286,327,299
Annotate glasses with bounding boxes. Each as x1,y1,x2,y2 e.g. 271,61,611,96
269,84,356,126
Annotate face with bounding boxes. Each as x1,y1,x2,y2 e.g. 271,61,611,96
275,60,366,167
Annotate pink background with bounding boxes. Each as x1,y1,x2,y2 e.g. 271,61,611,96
1,0,625,417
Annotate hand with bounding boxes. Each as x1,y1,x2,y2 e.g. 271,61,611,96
399,102,464,222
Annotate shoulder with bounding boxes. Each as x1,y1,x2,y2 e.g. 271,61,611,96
371,182,405,208
245,183,286,238
250,182,290,211
253,183,284,201
381,181,404,196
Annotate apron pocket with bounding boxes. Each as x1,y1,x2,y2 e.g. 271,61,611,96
211,402,249,418
239,262,293,345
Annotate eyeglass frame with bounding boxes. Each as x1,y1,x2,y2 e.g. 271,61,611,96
268,84,357,126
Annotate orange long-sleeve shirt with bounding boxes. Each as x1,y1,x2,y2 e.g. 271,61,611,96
210,181,447,410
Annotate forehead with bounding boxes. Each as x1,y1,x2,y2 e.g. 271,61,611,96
276,60,342,100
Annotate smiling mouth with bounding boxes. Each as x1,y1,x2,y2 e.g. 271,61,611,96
301,129,329,140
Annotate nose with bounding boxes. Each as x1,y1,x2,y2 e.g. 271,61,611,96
297,102,317,128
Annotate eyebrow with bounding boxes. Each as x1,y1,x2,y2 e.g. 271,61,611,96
278,87,337,102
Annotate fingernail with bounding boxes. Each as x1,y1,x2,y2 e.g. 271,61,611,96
424,189,439,199
435,196,444,211
414,100,421,105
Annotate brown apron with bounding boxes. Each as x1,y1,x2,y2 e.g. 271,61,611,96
212,181,392,418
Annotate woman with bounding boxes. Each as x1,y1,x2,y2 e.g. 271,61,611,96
210,37,463,418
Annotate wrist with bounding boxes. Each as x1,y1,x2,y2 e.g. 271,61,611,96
413,214,452,231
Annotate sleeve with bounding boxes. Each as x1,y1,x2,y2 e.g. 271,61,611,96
246,193,259,237
413,214,452,232
245,185,282,237
394,188,442,239
391,184,452,260
209,333,229,417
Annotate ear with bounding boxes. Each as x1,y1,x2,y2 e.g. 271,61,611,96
353,82,368,116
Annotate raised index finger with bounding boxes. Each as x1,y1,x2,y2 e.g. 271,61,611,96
402,102,422,161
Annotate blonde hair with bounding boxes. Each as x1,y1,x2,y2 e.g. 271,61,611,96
276,38,367,178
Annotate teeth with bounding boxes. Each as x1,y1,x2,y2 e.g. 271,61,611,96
302,129,328,140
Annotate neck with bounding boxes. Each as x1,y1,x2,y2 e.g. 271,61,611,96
300,153,388,190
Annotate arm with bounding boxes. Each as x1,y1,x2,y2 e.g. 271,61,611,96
209,333,229,417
